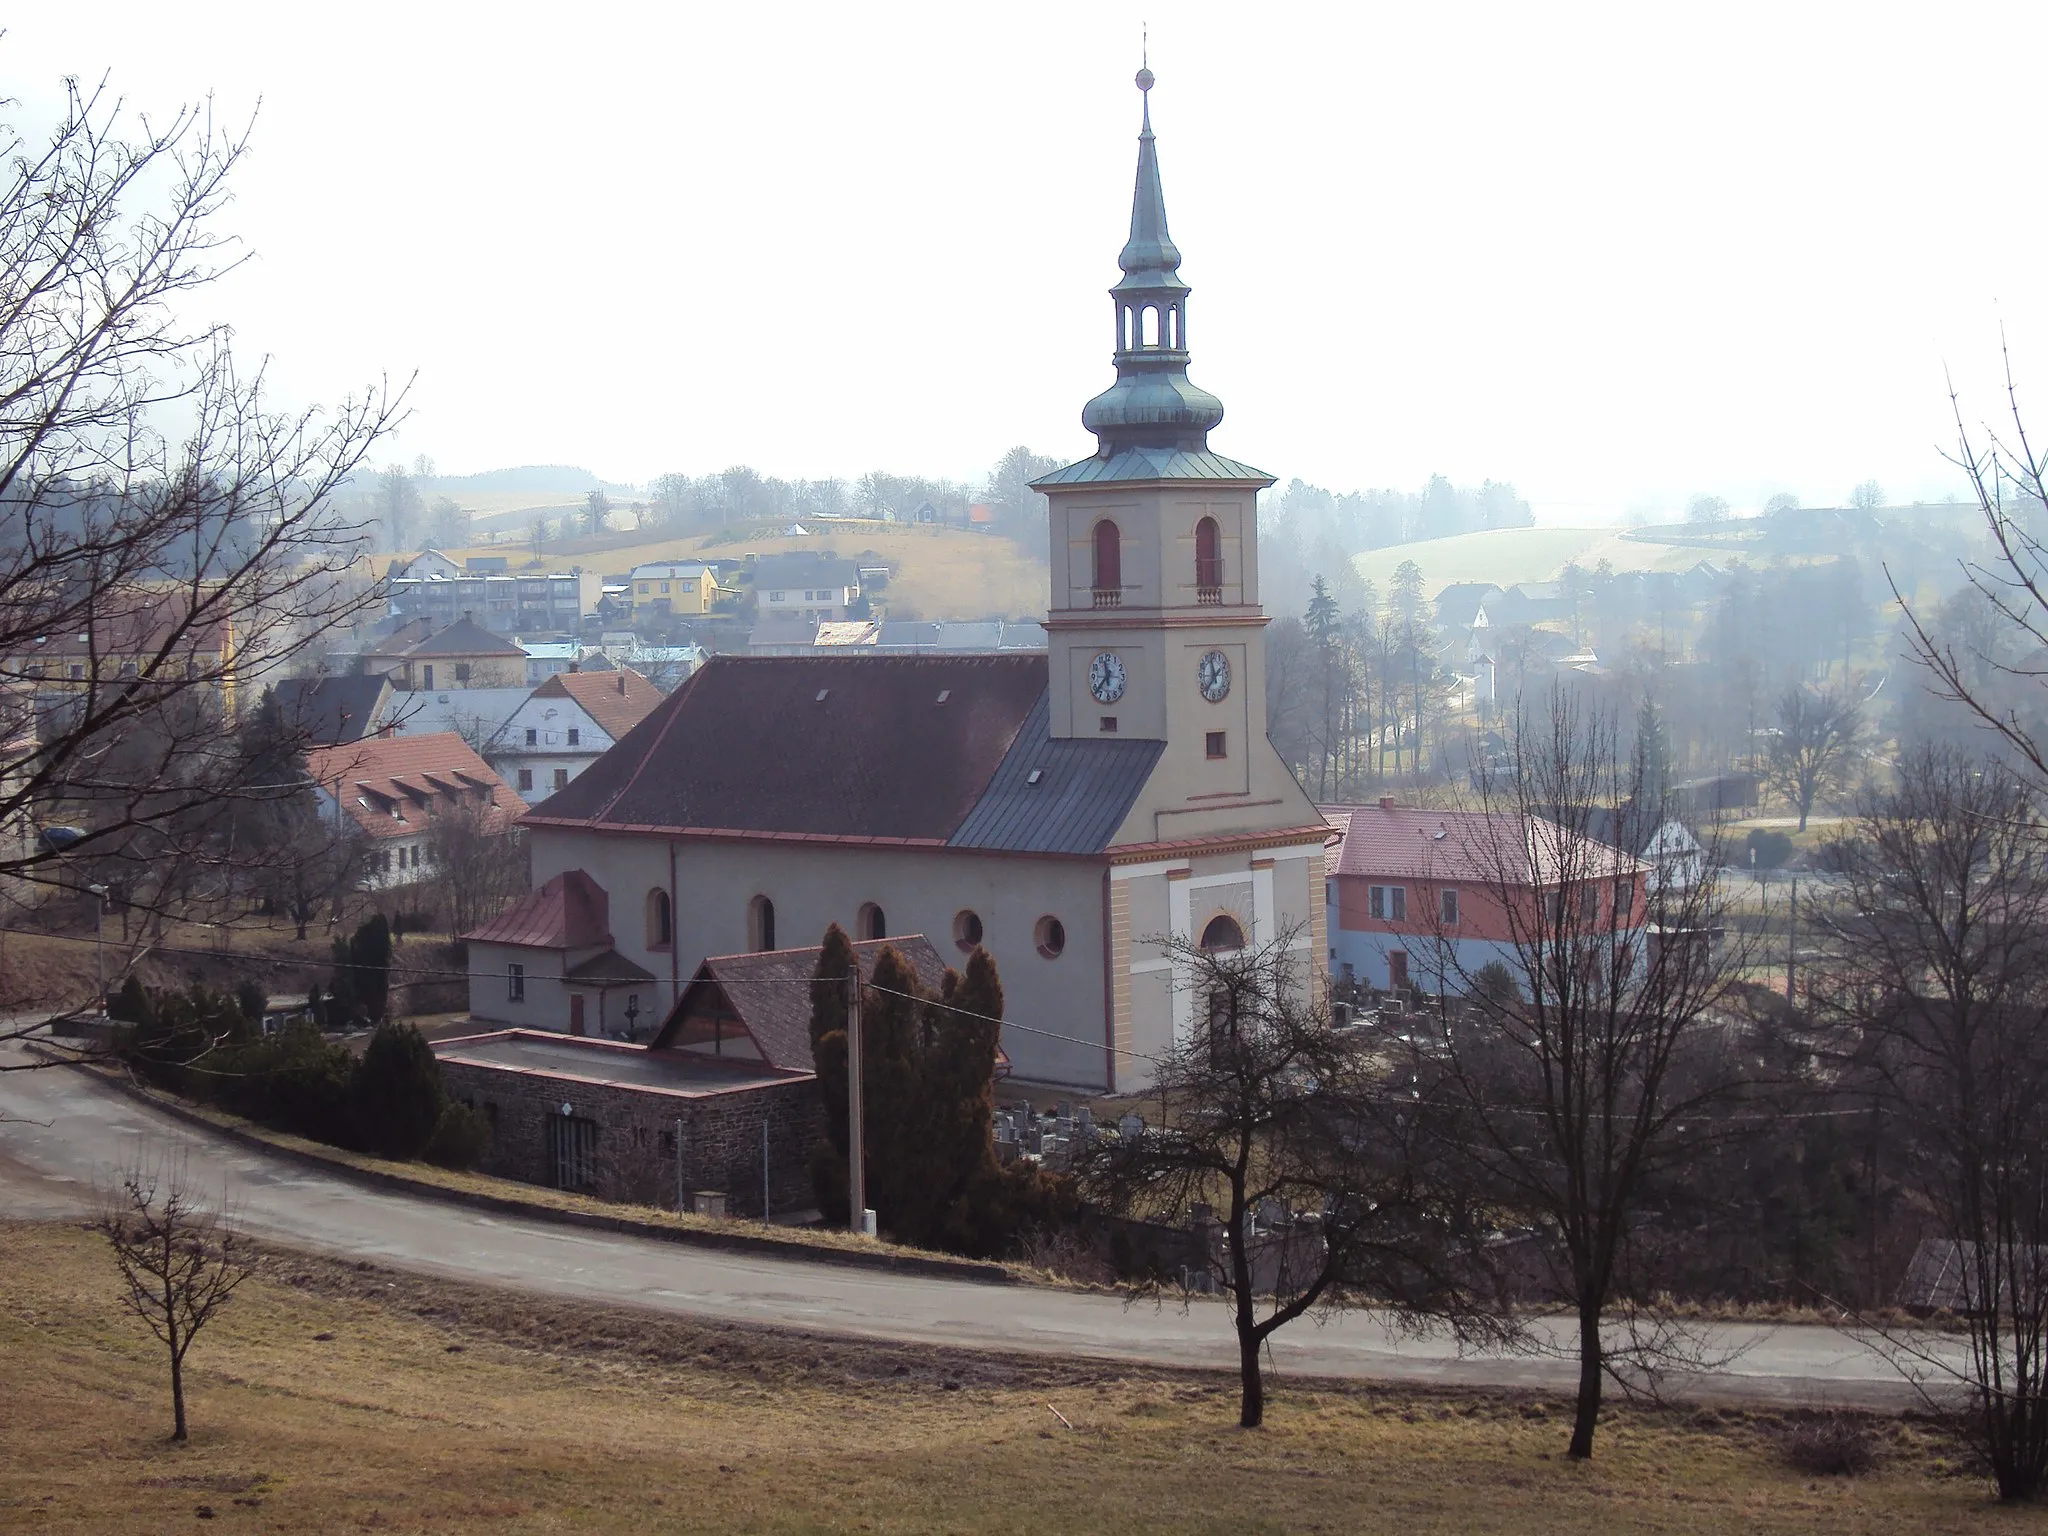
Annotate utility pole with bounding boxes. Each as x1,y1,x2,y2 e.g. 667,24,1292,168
1786,873,1798,1003
846,969,868,1236
761,1115,771,1223
674,1116,684,1212
88,884,108,1012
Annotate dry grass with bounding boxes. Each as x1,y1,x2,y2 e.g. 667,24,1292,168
0,1220,2027,1534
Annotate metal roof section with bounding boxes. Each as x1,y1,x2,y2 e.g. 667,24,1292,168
1033,445,1275,489
949,690,1164,855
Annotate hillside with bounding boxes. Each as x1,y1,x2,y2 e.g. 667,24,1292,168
445,520,1051,622
1350,527,1715,593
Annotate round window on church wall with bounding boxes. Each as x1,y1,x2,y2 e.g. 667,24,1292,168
953,909,984,952
1035,915,1066,959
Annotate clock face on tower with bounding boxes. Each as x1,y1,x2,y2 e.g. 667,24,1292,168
1088,651,1127,704
1198,649,1231,703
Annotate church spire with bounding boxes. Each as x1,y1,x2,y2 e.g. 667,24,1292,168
1079,65,1225,457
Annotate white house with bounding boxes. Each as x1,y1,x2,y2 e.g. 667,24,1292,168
490,666,665,805
304,731,526,889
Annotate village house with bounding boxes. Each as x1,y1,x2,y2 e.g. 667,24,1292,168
385,560,598,635
491,666,665,804
7,594,239,715
1322,798,1649,996
305,730,525,889
746,553,861,623
270,672,395,746
480,76,1330,1093
380,616,529,692
629,562,725,619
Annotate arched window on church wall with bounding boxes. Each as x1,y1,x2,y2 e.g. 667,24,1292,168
1200,913,1245,952
748,894,776,953
857,902,886,942
646,888,672,950
1195,515,1222,598
1092,520,1122,605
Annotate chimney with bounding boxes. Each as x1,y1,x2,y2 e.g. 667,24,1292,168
1379,795,1397,811
617,674,627,695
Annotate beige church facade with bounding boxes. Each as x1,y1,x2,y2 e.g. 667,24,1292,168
472,71,1330,1093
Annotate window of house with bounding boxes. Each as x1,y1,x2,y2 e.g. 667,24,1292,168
1369,885,1406,922
1613,877,1634,925
1440,888,1460,926
1035,915,1066,958
507,963,526,1002
454,663,472,683
769,590,785,601
1581,884,1600,924
953,909,984,952
637,583,649,595
566,728,580,746
647,888,672,949
379,849,391,873
661,582,671,593
69,664,83,679
1206,731,1226,759
517,768,533,791
552,768,569,791
749,894,776,952
526,727,538,745
1099,716,1118,732
858,902,886,942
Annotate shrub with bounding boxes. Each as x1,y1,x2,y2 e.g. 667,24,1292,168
234,979,267,1029
422,1099,492,1170
1777,1413,1880,1476
108,976,154,1026
1746,828,1795,870
352,1022,444,1160
213,1024,360,1150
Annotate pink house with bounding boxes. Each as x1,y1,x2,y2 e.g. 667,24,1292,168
1322,798,1650,996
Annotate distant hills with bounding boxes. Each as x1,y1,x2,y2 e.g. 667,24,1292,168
421,465,636,496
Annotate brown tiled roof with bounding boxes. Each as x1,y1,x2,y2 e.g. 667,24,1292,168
464,868,612,948
651,935,950,1071
527,654,1050,843
534,666,663,742
403,616,526,658
305,731,525,842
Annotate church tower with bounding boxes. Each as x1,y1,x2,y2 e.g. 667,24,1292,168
1035,66,1308,849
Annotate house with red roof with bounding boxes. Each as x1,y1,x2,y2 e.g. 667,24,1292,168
305,731,525,889
1322,797,1650,996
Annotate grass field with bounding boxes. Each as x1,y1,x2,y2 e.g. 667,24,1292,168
446,520,1051,622
0,1220,2027,1533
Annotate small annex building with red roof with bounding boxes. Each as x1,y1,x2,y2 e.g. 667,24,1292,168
464,868,657,1039
1321,797,1651,996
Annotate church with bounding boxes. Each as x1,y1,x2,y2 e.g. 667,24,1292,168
471,69,1331,1093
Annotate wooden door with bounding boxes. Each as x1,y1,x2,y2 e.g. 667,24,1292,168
569,994,585,1036
1387,950,1409,991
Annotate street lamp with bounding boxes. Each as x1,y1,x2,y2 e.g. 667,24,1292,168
86,884,108,1013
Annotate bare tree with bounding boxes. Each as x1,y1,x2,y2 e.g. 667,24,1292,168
1898,350,2048,786
1809,748,2048,1498
1768,682,1862,831
97,1158,253,1442
426,794,527,938
0,76,403,1042
424,497,471,550
1075,931,1499,1429
1413,692,1753,1459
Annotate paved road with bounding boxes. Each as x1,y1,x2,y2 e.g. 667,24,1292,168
0,1049,1958,1408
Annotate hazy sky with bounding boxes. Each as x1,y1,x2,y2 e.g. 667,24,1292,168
10,3,2046,522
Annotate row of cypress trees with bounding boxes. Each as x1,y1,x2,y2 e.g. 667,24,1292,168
804,924,1073,1258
